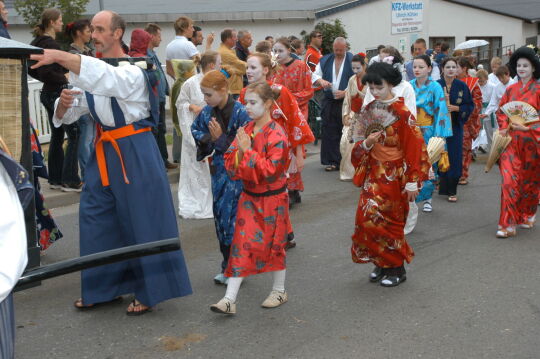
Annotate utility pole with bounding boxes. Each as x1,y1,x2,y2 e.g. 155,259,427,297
99,0,104,11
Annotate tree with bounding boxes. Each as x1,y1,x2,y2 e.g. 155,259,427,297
15,0,90,29
301,19,348,55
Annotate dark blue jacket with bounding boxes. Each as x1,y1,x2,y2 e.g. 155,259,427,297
0,20,10,39
319,52,354,99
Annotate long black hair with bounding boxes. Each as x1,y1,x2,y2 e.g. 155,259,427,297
362,62,402,86
65,19,90,41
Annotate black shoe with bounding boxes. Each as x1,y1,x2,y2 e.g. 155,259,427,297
289,194,295,209
369,266,385,283
380,275,406,287
294,190,302,204
284,240,296,251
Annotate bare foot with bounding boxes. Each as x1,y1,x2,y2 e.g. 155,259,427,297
126,299,152,316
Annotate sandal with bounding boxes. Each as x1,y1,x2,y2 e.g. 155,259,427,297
325,165,337,172
126,299,152,316
496,228,516,238
447,196,458,203
458,179,468,185
74,296,122,311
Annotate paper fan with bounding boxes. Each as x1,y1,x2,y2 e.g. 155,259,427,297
484,130,512,173
427,137,445,164
500,101,539,125
349,102,399,142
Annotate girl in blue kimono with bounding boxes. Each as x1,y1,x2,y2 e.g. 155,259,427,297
410,55,452,212
437,58,474,202
191,70,252,285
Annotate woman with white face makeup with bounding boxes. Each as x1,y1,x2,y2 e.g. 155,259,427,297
239,53,314,217
436,58,474,203
494,46,540,238
350,62,429,287
191,70,252,285
211,82,291,315
340,53,367,181
272,37,314,122
410,55,452,213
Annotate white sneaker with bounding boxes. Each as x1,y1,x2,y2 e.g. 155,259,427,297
213,273,228,285
422,201,433,213
210,297,236,315
261,290,288,308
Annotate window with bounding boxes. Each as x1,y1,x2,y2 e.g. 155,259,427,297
465,36,502,69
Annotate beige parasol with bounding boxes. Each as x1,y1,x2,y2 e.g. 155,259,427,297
484,130,512,173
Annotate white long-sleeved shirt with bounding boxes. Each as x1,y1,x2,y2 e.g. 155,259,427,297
0,163,27,303
53,55,150,128
362,80,417,118
311,58,346,92
479,82,495,104
484,78,517,117
488,72,501,87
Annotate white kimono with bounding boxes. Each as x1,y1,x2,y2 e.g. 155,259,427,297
176,73,213,219
340,74,364,181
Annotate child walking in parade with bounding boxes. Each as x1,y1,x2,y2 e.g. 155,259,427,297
191,70,252,285
211,82,291,314
349,63,429,287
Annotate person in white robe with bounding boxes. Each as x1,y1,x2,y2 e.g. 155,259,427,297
176,51,221,219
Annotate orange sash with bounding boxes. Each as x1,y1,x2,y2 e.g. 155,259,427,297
371,143,403,162
95,124,151,187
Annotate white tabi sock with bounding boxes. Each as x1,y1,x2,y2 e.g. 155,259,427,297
272,269,286,293
224,277,243,303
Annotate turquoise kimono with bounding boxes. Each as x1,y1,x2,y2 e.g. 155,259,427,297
410,78,452,202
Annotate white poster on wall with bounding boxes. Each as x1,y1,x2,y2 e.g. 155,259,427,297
391,1,423,35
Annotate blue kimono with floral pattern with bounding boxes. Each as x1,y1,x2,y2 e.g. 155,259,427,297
411,77,452,202
191,98,251,247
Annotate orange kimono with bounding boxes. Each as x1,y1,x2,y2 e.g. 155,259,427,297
350,98,429,268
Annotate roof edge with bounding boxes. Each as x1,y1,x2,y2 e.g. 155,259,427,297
6,10,316,25
315,0,377,18
442,0,536,23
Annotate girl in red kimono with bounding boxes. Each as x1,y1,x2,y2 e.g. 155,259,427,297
495,47,540,238
457,57,483,185
239,53,314,211
210,82,291,315
272,37,314,122
350,63,429,287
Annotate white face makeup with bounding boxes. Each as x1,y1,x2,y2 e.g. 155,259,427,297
368,80,393,101
244,91,268,120
272,42,290,64
352,62,364,75
200,86,225,107
413,59,431,80
516,58,533,81
246,57,267,83
443,61,458,78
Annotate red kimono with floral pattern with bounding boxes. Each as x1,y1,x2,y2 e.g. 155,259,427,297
496,79,540,229
461,76,483,180
272,60,314,121
350,98,429,268
239,82,314,191
223,120,291,277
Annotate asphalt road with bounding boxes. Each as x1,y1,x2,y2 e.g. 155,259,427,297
13,151,540,359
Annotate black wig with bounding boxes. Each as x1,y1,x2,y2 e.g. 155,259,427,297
362,62,402,86
509,46,540,80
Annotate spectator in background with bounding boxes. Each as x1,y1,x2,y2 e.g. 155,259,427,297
488,56,503,86
255,40,272,55
0,0,10,39
291,38,306,60
66,19,95,179
166,16,200,164
145,23,176,170
368,44,386,66
265,35,274,46
190,25,215,51
405,38,440,81
30,8,82,192
434,42,449,65
218,28,246,99
236,30,252,86
305,30,324,106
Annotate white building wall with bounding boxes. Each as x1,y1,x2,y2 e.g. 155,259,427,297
317,0,532,57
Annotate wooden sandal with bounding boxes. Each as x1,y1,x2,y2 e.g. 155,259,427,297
126,299,152,316
496,228,516,238
447,196,458,203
